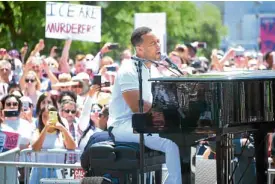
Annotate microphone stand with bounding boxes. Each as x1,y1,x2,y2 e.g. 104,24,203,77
135,58,145,184
170,65,185,76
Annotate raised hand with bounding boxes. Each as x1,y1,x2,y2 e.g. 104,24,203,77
100,43,112,54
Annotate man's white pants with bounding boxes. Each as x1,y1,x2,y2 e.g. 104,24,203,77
112,122,182,184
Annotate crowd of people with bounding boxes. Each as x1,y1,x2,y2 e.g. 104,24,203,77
0,26,274,183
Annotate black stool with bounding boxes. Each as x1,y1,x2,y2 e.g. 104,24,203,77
84,141,165,184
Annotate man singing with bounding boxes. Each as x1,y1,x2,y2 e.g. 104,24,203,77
107,26,182,183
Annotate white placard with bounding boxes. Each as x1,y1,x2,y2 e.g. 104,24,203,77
45,2,101,42
134,13,167,54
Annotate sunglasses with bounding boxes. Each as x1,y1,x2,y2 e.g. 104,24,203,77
62,109,76,114
86,58,94,62
6,102,18,107
91,109,101,113
25,79,35,83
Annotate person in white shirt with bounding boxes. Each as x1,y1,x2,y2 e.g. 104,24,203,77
0,94,33,149
107,27,182,184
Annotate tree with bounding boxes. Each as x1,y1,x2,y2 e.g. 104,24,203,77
190,3,227,57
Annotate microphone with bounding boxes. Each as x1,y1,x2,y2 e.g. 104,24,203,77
131,56,148,63
161,55,185,75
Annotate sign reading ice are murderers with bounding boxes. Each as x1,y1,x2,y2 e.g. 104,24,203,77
45,2,101,42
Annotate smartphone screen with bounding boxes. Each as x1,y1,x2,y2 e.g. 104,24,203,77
4,110,19,117
49,111,58,125
108,43,119,50
92,75,101,86
106,66,116,72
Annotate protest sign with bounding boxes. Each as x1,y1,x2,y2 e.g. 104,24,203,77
45,2,101,42
0,131,19,152
260,16,275,53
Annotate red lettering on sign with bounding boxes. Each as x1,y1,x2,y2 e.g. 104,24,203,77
78,24,82,34
46,23,93,34
87,25,91,32
74,168,85,179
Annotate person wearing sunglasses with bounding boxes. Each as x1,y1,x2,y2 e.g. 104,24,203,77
21,70,42,111
90,103,103,123
60,100,78,141
78,106,106,151
60,100,79,164
0,94,33,149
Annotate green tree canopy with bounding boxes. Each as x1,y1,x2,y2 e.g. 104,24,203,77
0,1,226,60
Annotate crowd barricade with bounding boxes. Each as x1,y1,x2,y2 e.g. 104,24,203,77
0,147,20,184
0,148,85,184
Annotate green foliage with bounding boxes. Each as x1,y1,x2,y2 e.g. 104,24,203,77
192,3,227,57
0,1,227,60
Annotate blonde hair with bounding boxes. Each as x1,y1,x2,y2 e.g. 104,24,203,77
100,56,114,69
25,70,41,90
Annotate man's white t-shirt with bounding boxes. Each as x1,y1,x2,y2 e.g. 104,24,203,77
108,59,157,128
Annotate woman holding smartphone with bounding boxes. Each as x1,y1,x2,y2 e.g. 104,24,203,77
0,94,33,149
29,105,76,184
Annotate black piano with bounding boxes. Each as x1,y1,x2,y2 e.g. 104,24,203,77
133,70,275,184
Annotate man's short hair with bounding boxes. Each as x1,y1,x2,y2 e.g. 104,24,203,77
60,99,76,110
131,27,152,47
